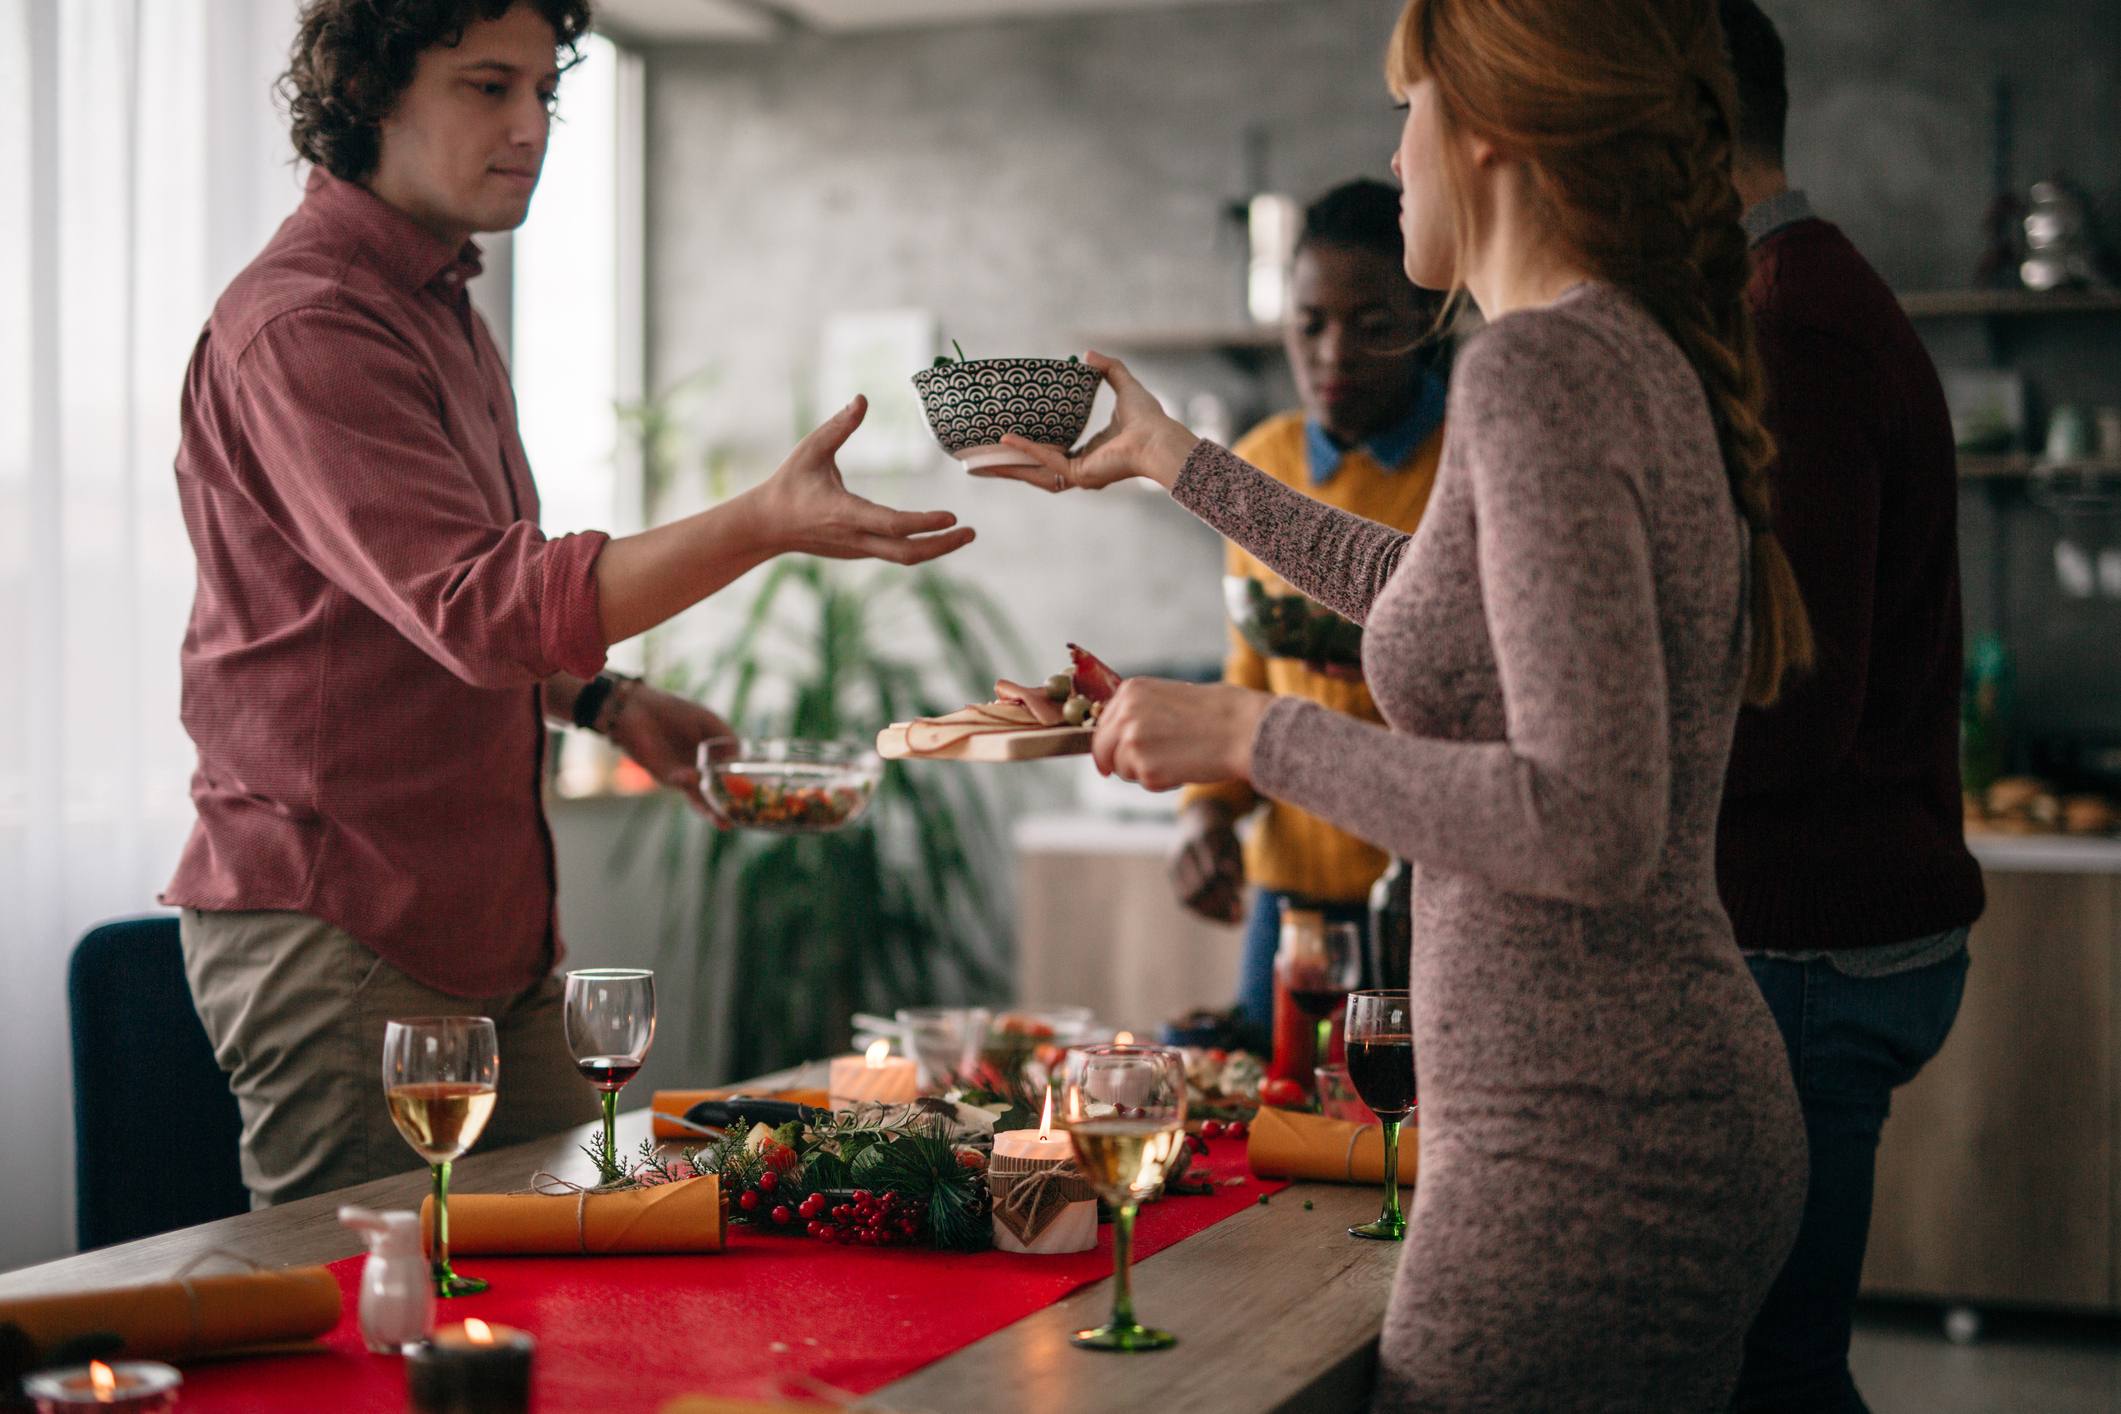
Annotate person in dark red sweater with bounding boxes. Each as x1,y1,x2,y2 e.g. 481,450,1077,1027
1717,4,1987,1411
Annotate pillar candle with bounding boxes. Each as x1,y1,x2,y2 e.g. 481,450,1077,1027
989,1091,1098,1253
828,1038,919,1110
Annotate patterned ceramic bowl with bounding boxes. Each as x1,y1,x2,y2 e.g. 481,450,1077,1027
910,358,1104,470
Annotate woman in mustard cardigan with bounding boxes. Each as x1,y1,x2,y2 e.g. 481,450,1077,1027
1170,180,1449,1036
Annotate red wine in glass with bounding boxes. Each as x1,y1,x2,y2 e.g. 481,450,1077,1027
1287,986,1350,1020
1345,1034,1414,1121
575,1055,643,1092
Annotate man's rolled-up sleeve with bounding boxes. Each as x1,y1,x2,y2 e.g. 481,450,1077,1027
230,306,608,688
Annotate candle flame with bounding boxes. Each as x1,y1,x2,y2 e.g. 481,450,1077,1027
1037,1087,1055,1142
90,1361,116,1397
1113,1030,1134,1044
864,1037,891,1067
464,1318,494,1344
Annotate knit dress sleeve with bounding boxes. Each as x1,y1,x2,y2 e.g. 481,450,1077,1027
1173,313,1677,906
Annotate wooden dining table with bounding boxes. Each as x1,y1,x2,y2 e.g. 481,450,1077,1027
0,1063,1401,1412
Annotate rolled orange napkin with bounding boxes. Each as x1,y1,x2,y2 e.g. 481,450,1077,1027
420,1174,723,1255
0,1267,341,1365
650,1088,832,1141
1245,1106,1419,1185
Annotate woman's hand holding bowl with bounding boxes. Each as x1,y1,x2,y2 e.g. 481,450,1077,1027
985,353,1202,493
1092,677,1273,792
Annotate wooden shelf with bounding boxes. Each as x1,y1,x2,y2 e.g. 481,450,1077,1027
1900,288,2121,318
1959,454,2121,479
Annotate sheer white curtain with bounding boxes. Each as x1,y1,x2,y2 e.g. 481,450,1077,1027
0,0,304,1271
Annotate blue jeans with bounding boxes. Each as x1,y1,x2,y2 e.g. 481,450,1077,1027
1234,889,1372,1035
1732,937,1971,1414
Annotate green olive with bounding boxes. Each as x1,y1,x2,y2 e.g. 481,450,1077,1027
1045,673,1073,700
1063,695,1091,726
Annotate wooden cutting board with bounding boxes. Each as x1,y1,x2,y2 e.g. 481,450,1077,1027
876,722,1094,761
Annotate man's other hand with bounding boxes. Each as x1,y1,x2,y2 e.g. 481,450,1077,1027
606,684,732,818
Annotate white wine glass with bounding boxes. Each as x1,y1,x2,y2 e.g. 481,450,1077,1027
563,969,656,1181
383,1016,499,1297
1060,1044,1188,1352
1342,991,1414,1241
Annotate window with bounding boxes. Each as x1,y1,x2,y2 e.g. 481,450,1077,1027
511,32,645,543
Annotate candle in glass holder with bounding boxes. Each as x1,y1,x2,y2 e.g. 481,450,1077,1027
23,1360,180,1413
406,1318,534,1414
828,1038,918,1110
989,1090,1098,1253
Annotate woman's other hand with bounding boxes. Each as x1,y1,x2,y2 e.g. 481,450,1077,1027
1092,678,1273,792
977,353,1202,494
752,396,977,563
1170,799,1247,924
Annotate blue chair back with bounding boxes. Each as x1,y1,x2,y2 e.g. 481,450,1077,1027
69,916,247,1249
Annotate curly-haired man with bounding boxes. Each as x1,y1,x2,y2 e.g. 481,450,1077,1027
166,0,973,1208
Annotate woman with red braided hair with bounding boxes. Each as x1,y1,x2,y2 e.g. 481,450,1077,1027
985,0,1812,1405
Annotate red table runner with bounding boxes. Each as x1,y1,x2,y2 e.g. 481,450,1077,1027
174,1139,1283,1412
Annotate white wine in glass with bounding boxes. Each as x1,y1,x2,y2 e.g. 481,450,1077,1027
383,1016,499,1298
562,969,655,1182
1061,1044,1188,1352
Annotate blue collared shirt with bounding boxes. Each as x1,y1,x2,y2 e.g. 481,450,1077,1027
1304,370,1448,485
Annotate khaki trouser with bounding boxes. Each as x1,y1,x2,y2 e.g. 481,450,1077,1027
180,909,602,1208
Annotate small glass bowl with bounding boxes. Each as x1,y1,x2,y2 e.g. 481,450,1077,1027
1314,1064,1381,1126
697,738,883,834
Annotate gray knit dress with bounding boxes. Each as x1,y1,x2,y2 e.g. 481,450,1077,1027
1171,283,1806,1411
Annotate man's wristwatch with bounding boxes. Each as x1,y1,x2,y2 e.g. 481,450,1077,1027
571,673,638,735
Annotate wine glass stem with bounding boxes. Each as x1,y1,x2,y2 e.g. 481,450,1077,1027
1109,1203,1139,1331
601,1089,619,1176
430,1161,452,1286
1377,1119,1402,1227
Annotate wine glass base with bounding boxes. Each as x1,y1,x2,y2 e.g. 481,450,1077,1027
436,1274,489,1298
1071,1322,1177,1352
1348,1217,1406,1242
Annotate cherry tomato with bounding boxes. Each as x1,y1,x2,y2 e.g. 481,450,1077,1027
1257,1077,1307,1109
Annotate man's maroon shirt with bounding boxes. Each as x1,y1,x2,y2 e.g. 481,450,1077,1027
162,169,610,996
1718,206,1985,951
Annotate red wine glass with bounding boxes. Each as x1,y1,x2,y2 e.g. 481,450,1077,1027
1343,989,1414,1241
563,968,656,1180
1276,920,1364,1075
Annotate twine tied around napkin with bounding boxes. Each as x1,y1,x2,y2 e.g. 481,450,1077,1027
987,1152,1096,1246
526,1171,630,1255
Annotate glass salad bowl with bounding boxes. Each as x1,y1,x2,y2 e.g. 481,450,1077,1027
698,738,883,833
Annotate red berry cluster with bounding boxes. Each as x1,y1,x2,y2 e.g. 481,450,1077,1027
1197,1119,1248,1141
734,1164,788,1216
796,1189,924,1246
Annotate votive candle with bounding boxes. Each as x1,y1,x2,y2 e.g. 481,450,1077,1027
828,1038,918,1110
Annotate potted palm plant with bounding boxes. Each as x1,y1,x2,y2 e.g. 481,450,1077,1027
622,556,1026,1081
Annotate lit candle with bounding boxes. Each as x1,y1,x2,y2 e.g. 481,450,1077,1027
828,1038,919,1110
406,1318,535,1414
989,1090,1098,1253
22,1360,181,1413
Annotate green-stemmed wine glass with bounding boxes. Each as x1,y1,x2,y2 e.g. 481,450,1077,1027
383,1016,499,1297
1342,990,1414,1241
562,969,656,1182
1277,919,1364,1076
1060,1044,1188,1351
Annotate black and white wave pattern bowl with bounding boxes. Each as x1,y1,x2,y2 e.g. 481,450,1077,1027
910,358,1104,470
